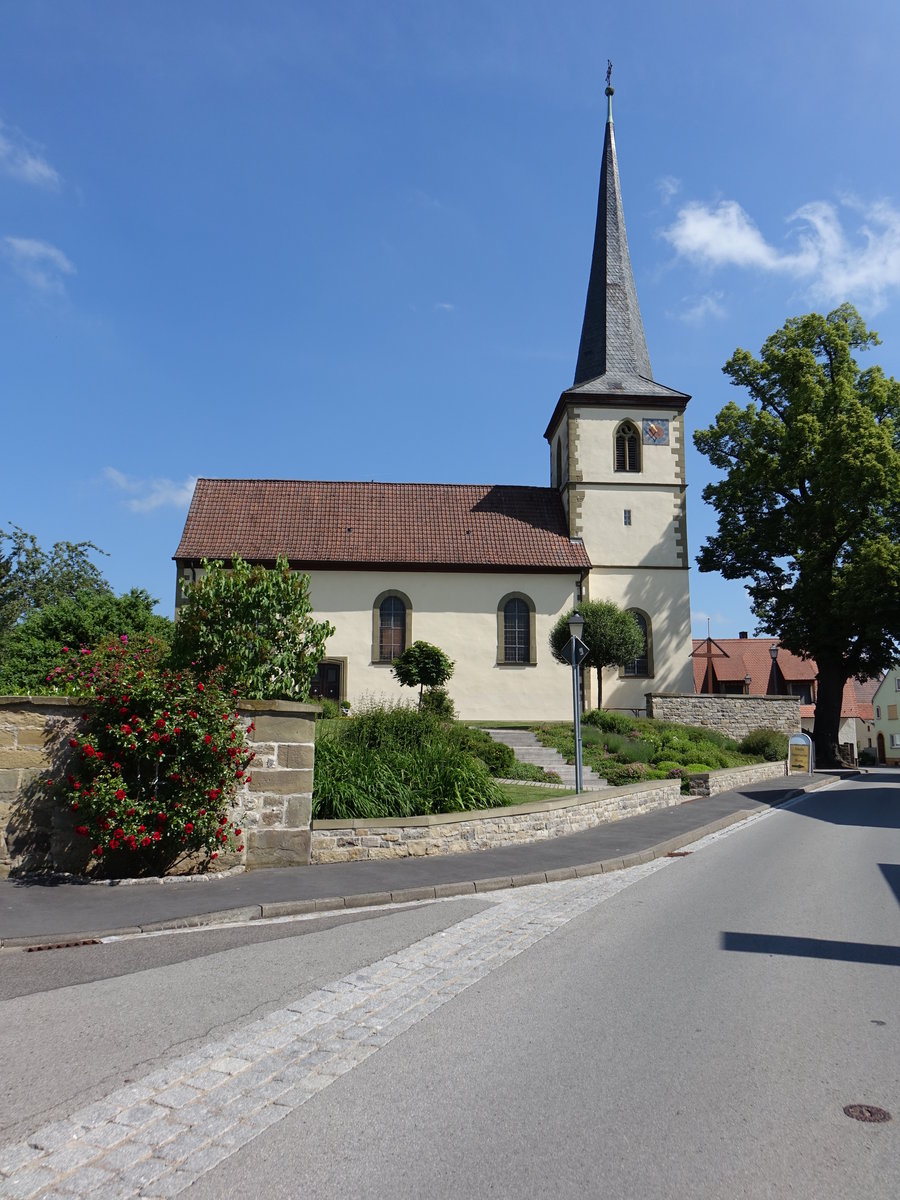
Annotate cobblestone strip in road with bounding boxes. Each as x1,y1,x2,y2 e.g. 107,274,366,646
0,861,670,1200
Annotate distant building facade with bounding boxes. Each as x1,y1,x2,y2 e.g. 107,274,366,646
692,633,879,760
872,668,900,765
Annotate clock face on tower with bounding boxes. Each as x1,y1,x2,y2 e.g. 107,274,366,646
642,418,669,446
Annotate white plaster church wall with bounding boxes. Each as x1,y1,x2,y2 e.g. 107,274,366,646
582,568,694,712
307,568,582,721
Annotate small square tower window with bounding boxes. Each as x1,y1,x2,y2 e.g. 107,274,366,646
623,509,632,526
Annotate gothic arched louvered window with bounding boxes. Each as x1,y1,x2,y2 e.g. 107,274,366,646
623,610,651,677
378,595,406,662
615,421,641,473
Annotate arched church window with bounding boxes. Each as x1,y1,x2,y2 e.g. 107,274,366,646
372,591,412,663
497,593,536,665
623,610,652,677
614,421,641,473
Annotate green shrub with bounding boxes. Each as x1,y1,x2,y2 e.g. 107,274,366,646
420,687,457,719
448,726,516,776
603,761,649,787
583,709,635,735
681,763,713,775
654,760,682,775
738,728,789,761
317,698,342,720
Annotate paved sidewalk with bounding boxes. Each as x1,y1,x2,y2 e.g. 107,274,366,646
0,774,838,947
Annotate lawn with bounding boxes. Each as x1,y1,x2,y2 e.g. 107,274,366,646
496,782,575,806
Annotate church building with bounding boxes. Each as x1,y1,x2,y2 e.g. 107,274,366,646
174,85,695,720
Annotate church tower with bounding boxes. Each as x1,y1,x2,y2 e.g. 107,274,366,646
544,78,694,711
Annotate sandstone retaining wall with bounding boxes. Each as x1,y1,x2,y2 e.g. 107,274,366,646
311,779,682,863
684,759,787,797
648,693,801,740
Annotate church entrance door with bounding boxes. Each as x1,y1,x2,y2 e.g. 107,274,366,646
311,660,343,702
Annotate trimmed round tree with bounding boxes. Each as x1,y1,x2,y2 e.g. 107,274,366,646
391,640,454,709
549,601,644,708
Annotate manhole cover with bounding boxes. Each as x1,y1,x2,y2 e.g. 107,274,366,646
843,1104,892,1123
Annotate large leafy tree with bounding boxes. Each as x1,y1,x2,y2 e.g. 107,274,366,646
0,525,110,637
172,556,334,701
549,600,644,707
694,304,900,765
0,588,173,694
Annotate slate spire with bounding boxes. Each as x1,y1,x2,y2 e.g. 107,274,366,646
573,81,653,387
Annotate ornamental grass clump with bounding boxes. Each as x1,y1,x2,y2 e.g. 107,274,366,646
312,702,505,819
48,636,251,878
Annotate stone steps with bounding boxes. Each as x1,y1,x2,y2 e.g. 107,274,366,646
483,728,608,791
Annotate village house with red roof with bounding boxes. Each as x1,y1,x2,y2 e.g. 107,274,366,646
692,633,879,761
175,87,696,719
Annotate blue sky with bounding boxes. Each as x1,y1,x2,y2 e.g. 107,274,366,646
2,1,899,636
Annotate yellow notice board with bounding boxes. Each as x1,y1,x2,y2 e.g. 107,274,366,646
789,742,812,773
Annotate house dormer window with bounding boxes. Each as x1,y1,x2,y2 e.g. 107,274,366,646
615,421,640,473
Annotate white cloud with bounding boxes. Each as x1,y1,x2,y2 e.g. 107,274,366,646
2,237,75,295
656,175,681,205
434,301,455,312
662,196,900,311
675,291,727,324
0,122,60,189
104,468,197,513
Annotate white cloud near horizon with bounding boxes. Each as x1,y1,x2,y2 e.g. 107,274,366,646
663,196,900,311
0,121,60,189
2,237,75,295
104,468,197,513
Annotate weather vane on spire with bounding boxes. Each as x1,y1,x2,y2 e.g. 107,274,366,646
606,60,613,88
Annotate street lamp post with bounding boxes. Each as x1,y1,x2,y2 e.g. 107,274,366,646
568,611,585,794
769,645,779,695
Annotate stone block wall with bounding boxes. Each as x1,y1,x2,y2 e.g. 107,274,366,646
0,696,318,877
684,759,786,797
237,701,318,869
311,779,682,863
0,697,86,877
648,693,801,740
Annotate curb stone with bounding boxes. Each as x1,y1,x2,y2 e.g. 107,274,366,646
0,780,835,951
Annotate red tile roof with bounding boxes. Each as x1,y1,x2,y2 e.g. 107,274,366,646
174,479,592,573
691,637,877,721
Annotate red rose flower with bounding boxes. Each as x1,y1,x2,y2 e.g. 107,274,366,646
152,831,161,841
115,789,126,801
74,825,89,837
184,822,194,833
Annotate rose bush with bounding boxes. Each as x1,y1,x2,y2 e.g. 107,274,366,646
48,635,252,877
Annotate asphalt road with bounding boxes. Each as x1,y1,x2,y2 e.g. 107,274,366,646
1,772,897,1198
